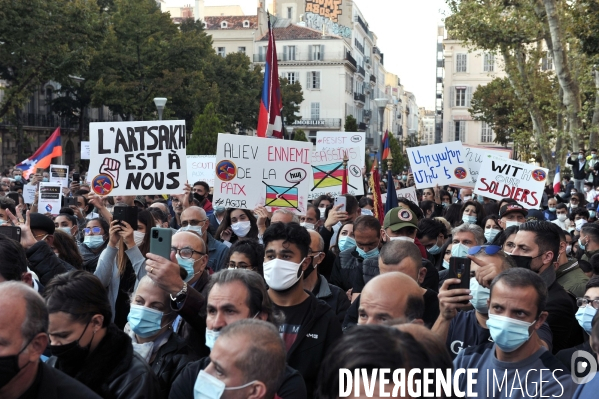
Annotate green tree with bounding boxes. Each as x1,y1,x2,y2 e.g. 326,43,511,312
280,77,304,126
388,132,407,175
188,103,222,155
291,129,308,142
344,115,358,131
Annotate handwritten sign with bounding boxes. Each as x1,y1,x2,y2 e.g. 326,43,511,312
381,186,418,204
88,121,187,196
23,184,37,204
81,141,90,160
186,155,216,187
49,165,69,188
309,146,364,199
460,145,512,187
407,141,471,189
474,154,548,208
38,182,62,215
212,134,312,214
316,131,365,153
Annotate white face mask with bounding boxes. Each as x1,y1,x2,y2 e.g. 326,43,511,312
263,258,305,291
463,196,472,202
557,214,568,222
318,207,326,220
505,221,522,228
300,222,315,231
576,219,588,231
205,329,219,350
231,221,251,237
388,236,414,243
179,225,203,236
193,370,256,399
133,231,145,246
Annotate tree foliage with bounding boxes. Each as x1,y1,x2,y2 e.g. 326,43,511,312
344,115,358,131
188,102,222,155
291,129,309,142
280,77,304,126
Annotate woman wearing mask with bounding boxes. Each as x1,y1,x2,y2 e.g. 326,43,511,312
492,225,519,254
45,271,159,398
215,208,259,246
331,221,355,256
126,276,192,398
439,189,452,208
482,215,503,244
314,195,334,221
224,238,265,276
95,210,153,329
458,200,486,227
78,218,110,273
53,229,83,270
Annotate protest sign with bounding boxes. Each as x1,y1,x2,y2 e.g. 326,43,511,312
406,141,471,189
49,165,69,188
474,154,548,208
459,145,512,188
23,184,37,204
186,155,216,187
38,182,62,215
381,186,418,204
212,134,312,214
309,146,364,199
88,121,187,196
81,141,90,160
316,131,365,155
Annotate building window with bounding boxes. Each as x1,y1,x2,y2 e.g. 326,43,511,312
217,47,226,57
286,72,297,84
243,20,250,27
455,88,466,107
541,51,553,71
287,7,293,19
221,21,228,29
311,103,320,120
307,71,320,89
456,53,467,72
483,53,494,72
283,46,296,61
311,45,323,61
238,46,246,53
454,121,465,142
481,122,493,143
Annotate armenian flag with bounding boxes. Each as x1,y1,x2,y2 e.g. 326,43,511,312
312,163,344,188
15,127,62,179
256,14,283,139
369,159,385,225
265,185,298,208
382,130,390,161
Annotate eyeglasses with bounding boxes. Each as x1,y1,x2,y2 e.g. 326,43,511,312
181,219,207,227
171,246,205,259
576,298,599,309
84,227,102,235
467,245,502,256
227,262,254,270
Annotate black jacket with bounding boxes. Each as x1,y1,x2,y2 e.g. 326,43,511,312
329,247,362,292
169,357,307,399
312,274,350,325
151,333,195,399
47,324,160,399
78,241,107,273
275,291,342,398
25,361,101,399
207,213,220,237
26,240,74,285
567,156,588,180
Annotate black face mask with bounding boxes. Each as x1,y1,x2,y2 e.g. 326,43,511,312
509,254,532,270
0,337,33,389
48,322,92,364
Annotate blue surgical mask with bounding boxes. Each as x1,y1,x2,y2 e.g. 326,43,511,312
442,202,449,208
205,329,220,350
477,195,484,203
462,214,477,224
84,235,105,249
338,236,356,252
59,226,73,235
127,304,166,338
576,305,597,334
579,154,584,160
42,177,49,182
402,175,407,181
177,254,201,282
442,259,450,269
590,211,597,218
361,208,374,216
469,278,490,314
451,243,470,258
486,313,535,352
356,246,380,260
428,244,442,255
548,207,556,212
214,206,226,214
579,237,587,251
193,370,256,399
14,176,21,181
484,228,500,243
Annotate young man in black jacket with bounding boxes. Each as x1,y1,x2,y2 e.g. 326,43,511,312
263,222,343,398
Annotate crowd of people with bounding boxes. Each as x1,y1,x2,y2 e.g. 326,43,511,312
1,156,599,398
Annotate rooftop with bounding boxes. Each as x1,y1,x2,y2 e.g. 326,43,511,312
204,15,258,30
257,23,338,41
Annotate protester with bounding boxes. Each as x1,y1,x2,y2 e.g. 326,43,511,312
191,181,214,215
555,227,589,297
179,206,228,272
491,225,519,253
224,238,265,276
207,203,226,236
299,203,322,231
579,223,599,262
215,208,259,246
52,229,83,270
572,316,599,398
416,217,447,264
498,203,527,229
568,149,588,193
482,215,502,243
459,200,485,227
0,234,39,290
545,197,558,221
78,218,110,273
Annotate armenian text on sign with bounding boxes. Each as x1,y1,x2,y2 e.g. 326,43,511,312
306,0,342,23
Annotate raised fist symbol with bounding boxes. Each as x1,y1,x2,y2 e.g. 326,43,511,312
100,158,121,188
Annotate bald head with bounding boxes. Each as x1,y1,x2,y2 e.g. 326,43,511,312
378,240,423,282
173,230,206,253
308,230,324,252
150,202,169,215
358,272,424,325
0,282,48,344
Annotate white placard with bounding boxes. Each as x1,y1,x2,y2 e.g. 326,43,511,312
406,141,471,189
461,145,512,187
381,186,418,204
309,146,364,200
212,134,312,214
316,131,366,155
186,155,216,187
49,165,69,188
38,182,62,215
81,141,90,159
88,120,188,196
23,184,37,204
474,154,548,208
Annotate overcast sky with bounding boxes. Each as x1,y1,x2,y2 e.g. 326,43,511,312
165,0,449,109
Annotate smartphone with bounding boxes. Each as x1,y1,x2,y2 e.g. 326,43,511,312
334,196,347,212
113,206,138,230
448,257,471,293
72,172,80,182
150,227,172,259
65,197,77,206
0,226,21,242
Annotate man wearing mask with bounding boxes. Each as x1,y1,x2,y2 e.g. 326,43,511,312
555,228,589,297
579,224,599,262
439,223,485,286
459,188,473,203
568,149,588,193
179,206,228,272
498,204,527,229
329,215,380,292
570,207,590,235
303,230,349,324
552,203,572,231
299,204,322,232
544,197,558,221
192,181,213,215
262,222,342,397
454,268,575,397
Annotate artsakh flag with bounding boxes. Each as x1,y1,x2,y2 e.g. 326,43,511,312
312,163,344,188
265,185,299,208
382,130,390,161
15,127,62,179
257,14,283,139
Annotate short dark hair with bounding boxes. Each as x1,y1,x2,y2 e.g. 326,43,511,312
306,203,320,220
556,203,568,211
518,221,561,263
148,207,168,224
343,194,359,216
0,234,28,281
193,181,210,193
353,215,381,236
56,212,77,226
419,200,436,216
569,207,590,221
0,196,16,215
581,224,599,245
417,218,447,240
224,239,265,277
589,254,599,275
405,295,425,321
490,268,548,317
44,270,112,327
263,222,311,258
585,275,599,291
359,197,374,208
379,241,422,270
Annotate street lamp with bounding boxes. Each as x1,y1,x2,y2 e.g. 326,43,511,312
153,97,167,120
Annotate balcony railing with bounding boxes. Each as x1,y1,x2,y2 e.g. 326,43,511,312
291,118,342,128
345,52,357,69
357,65,365,76
358,122,368,131
370,74,376,83
253,51,350,63
354,93,366,103
356,15,369,35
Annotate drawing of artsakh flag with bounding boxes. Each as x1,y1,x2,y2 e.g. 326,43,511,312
265,185,299,208
312,162,344,188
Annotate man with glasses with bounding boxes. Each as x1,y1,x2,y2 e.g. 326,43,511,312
180,206,228,272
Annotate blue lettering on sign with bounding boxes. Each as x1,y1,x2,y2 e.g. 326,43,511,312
410,147,464,185
410,147,464,168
